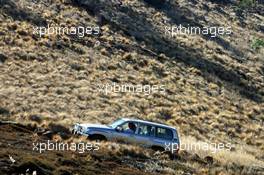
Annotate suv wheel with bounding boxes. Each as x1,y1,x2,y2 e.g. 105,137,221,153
151,146,165,152
88,134,107,142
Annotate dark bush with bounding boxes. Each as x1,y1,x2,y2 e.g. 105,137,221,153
0,53,8,63
0,107,10,115
143,0,167,8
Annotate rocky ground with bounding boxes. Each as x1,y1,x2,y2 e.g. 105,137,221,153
0,0,264,174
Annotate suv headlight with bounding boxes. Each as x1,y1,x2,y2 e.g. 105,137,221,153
79,126,85,132
74,125,78,130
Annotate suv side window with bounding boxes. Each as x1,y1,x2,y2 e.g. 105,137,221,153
137,123,155,137
120,122,138,133
156,127,173,140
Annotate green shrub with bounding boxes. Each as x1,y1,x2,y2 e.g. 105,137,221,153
238,0,256,9
251,38,264,50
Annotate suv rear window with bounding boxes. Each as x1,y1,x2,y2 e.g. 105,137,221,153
156,127,173,140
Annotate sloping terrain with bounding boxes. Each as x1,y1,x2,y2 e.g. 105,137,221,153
0,0,264,174
1,121,264,175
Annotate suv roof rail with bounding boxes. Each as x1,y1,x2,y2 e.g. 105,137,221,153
129,118,171,127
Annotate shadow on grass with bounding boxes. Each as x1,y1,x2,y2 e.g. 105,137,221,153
0,0,47,26
70,0,263,102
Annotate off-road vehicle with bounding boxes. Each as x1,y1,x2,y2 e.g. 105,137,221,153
72,118,180,153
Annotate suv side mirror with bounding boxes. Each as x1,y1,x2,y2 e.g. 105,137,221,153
115,126,122,132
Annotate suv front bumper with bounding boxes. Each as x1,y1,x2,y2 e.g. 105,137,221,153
71,124,89,137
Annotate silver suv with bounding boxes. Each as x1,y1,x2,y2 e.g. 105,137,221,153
72,118,180,153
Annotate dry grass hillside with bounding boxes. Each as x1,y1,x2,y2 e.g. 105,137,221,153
0,0,264,174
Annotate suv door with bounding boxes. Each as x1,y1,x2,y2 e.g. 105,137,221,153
113,121,138,144
133,123,156,147
150,126,174,148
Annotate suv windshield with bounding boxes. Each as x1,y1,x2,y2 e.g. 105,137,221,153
109,119,125,128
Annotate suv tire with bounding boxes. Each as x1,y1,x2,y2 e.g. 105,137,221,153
88,134,107,142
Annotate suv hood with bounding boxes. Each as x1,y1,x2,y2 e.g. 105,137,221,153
79,123,111,129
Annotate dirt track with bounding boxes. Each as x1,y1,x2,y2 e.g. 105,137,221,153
1,122,264,175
